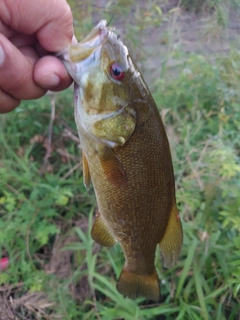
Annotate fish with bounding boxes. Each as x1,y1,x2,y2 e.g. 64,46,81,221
59,20,183,301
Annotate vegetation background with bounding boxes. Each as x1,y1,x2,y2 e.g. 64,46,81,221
0,0,240,319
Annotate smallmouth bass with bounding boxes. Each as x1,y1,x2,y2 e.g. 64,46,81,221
59,20,183,301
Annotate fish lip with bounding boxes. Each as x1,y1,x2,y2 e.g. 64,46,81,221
77,21,109,53
93,19,109,43
95,19,108,29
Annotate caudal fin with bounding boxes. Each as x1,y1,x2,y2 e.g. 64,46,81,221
116,268,160,301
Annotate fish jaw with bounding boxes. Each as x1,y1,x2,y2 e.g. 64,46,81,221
57,20,109,84
59,20,136,148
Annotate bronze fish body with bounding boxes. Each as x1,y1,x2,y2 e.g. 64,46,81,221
60,20,183,301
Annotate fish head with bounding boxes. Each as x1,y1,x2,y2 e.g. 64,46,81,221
59,20,136,147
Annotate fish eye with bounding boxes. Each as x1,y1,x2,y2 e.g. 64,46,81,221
110,63,125,81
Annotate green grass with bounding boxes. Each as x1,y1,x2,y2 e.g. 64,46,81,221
180,0,240,13
1,1,240,319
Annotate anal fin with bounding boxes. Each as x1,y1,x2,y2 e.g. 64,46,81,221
91,211,116,247
159,203,183,268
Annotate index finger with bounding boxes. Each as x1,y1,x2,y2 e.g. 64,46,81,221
0,0,73,52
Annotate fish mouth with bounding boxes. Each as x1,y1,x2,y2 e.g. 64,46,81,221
68,20,109,63
57,20,109,83
57,20,109,64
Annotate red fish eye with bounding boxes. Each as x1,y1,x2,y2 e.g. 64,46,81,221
110,63,125,81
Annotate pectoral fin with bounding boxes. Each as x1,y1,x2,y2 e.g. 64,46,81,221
98,146,128,185
93,106,136,147
159,203,183,268
82,152,91,190
91,211,116,247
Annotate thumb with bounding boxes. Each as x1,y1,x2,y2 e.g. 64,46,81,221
0,0,74,52
36,1,74,52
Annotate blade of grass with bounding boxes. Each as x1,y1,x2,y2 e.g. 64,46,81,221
193,260,209,320
176,237,198,298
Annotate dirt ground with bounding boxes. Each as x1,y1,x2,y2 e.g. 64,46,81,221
92,0,240,84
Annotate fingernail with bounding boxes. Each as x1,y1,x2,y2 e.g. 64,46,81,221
0,45,5,66
41,73,60,88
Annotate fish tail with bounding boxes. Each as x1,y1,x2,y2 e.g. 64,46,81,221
117,267,160,301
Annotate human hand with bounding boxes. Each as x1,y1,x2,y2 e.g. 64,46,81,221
0,0,74,113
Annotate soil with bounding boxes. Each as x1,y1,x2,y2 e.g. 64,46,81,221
92,0,240,85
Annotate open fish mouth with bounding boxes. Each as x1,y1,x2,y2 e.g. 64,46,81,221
68,20,109,63
58,20,109,60
56,20,109,81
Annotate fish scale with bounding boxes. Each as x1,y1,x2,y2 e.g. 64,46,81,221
59,20,183,301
